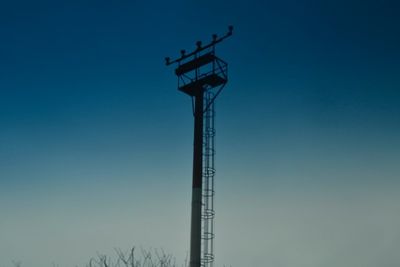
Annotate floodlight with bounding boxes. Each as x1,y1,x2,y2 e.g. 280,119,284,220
212,34,218,42
228,25,233,35
196,41,202,50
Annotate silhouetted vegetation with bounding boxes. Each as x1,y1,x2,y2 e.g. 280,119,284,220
85,247,180,267
10,247,183,267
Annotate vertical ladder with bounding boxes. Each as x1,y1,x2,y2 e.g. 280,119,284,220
201,91,216,267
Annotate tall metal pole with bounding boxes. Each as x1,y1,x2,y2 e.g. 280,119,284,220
165,26,232,267
190,89,204,267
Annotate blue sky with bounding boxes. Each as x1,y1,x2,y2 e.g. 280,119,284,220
1,0,400,266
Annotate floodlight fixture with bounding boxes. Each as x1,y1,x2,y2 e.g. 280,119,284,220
196,41,202,50
165,25,233,66
228,25,233,35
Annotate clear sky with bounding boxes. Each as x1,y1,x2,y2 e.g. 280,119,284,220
1,0,400,266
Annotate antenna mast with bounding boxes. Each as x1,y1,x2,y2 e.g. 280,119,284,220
166,26,233,267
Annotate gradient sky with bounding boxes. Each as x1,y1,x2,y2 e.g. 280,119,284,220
1,0,400,266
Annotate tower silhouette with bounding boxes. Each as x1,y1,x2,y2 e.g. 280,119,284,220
166,26,233,267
